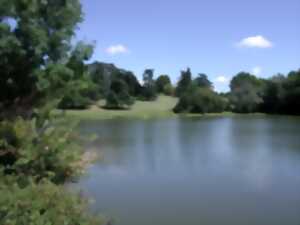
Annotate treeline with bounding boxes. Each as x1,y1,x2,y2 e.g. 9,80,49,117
174,68,300,115
55,59,300,116
56,62,174,110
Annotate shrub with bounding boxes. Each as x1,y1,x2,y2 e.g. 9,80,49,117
58,93,91,110
0,174,105,225
0,117,82,183
174,87,226,114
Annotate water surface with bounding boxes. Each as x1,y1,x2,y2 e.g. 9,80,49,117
76,116,300,225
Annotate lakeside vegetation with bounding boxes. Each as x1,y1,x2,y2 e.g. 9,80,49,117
0,1,105,224
59,95,241,120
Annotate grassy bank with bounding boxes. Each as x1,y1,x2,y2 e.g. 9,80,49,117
55,95,239,120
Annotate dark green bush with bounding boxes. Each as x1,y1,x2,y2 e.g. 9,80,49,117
105,79,134,109
174,87,226,114
58,93,91,110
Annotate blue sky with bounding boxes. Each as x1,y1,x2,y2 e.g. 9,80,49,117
76,0,300,92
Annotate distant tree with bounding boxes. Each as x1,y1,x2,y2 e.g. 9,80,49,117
175,68,192,97
174,86,226,113
88,62,120,97
156,75,171,93
105,79,134,109
229,72,263,113
163,83,175,96
116,71,142,97
194,73,213,89
259,74,285,113
280,69,300,114
141,69,157,100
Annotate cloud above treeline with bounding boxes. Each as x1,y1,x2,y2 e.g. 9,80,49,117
237,35,273,48
214,76,229,83
106,44,129,55
252,66,262,76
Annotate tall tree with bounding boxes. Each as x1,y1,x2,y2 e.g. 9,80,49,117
194,73,213,89
105,79,134,109
230,72,263,113
260,74,285,113
281,69,300,114
156,75,171,93
0,0,82,117
141,69,157,100
175,68,192,97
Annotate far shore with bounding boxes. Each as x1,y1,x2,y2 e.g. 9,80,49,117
51,95,295,121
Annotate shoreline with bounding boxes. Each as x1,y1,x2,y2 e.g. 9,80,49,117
53,96,300,121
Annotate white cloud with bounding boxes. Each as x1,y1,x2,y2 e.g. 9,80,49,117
214,76,230,93
252,66,262,76
237,35,273,48
214,76,229,83
106,44,129,55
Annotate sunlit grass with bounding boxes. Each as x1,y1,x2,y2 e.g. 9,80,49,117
54,95,243,120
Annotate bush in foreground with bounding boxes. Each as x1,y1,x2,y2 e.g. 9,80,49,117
0,174,104,225
0,117,82,183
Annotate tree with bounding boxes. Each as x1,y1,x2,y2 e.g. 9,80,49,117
259,74,285,113
105,79,134,109
194,73,213,89
174,86,226,114
280,69,300,114
0,0,82,117
163,83,175,96
141,69,157,100
229,72,263,113
114,70,142,97
156,75,171,93
56,42,97,109
175,68,192,97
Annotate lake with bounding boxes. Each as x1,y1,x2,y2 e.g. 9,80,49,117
75,116,300,225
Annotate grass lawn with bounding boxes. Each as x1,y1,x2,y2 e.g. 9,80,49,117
56,95,178,120
54,95,240,120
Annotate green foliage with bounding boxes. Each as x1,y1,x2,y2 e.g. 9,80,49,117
175,68,192,97
0,1,104,224
228,70,300,115
280,70,300,114
0,175,104,225
163,83,175,96
119,71,142,97
156,75,171,93
140,69,157,101
0,117,82,183
229,72,263,113
194,73,213,89
57,78,96,110
174,86,226,114
105,79,134,109
55,42,98,109
58,91,91,110
88,62,142,98
0,0,82,114
259,75,285,113
88,62,119,97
